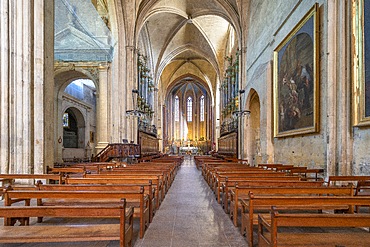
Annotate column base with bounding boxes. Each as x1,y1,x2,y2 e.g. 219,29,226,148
95,142,110,154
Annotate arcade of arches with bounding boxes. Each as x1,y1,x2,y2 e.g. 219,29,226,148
1,0,370,178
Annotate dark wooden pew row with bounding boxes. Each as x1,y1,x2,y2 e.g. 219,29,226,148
213,172,298,199
219,176,303,210
38,183,154,223
258,206,370,247
0,200,134,247
239,187,355,246
0,174,63,186
46,166,86,178
228,181,325,226
64,177,158,217
207,167,275,187
84,174,166,203
3,187,149,238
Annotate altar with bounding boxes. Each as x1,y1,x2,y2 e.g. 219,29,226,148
179,146,198,155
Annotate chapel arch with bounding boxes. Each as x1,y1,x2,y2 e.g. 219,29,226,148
245,89,261,166
55,73,98,163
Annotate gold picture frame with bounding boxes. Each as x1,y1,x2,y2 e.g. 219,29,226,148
353,0,370,126
273,3,319,137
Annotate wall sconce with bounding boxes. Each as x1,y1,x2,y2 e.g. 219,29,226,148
126,89,144,117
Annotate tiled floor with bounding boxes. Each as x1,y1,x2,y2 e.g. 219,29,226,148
133,155,248,247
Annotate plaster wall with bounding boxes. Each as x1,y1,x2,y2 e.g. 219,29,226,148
353,128,370,174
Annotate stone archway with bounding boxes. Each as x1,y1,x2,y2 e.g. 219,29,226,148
245,90,261,166
61,107,88,162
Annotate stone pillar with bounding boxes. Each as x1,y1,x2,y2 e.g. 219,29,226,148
95,64,110,153
125,45,138,144
0,0,54,174
0,0,10,173
34,0,55,174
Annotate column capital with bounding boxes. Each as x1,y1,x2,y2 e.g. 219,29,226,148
98,62,110,70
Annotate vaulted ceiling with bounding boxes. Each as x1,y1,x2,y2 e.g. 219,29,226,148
137,0,240,101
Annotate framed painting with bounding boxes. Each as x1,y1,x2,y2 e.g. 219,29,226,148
353,0,370,126
273,3,319,137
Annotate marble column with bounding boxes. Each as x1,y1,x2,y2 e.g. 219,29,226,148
34,0,55,174
0,0,54,174
95,63,110,153
0,0,10,173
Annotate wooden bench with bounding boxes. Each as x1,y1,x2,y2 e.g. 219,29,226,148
0,199,134,247
258,206,370,247
222,179,321,214
46,166,86,178
66,177,160,212
215,174,300,204
240,187,357,246
0,174,63,185
326,175,370,186
257,164,285,170
84,174,165,207
97,170,171,193
208,168,278,188
38,183,155,223
3,187,149,238
228,180,325,226
286,167,324,181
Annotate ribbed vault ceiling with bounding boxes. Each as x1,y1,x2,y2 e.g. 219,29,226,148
138,0,239,100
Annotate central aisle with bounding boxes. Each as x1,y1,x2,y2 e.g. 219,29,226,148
134,156,248,247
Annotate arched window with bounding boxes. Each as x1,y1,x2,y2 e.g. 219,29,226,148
187,97,192,122
200,95,205,122
174,95,179,121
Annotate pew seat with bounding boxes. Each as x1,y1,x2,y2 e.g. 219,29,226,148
0,200,134,247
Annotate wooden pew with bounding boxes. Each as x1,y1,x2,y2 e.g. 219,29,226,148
240,187,356,246
46,166,86,178
228,181,325,226
84,174,165,207
64,178,158,217
355,180,370,212
98,170,171,192
0,174,63,185
257,164,285,170
286,167,324,181
208,168,275,187
38,183,154,223
0,199,134,247
326,175,370,186
258,206,370,247
202,163,254,181
215,174,300,203
3,187,149,238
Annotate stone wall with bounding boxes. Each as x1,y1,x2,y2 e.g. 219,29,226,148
242,0,366,176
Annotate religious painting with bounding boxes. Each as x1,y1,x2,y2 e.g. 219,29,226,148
353,0,370,126
274,3,319,137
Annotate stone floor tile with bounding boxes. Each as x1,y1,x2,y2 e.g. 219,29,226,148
133,156,248,247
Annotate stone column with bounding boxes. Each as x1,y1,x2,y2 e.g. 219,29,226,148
34,0,55,174
125,45,138,144
0,0,10,173
95,64,110,153
0,1,54,174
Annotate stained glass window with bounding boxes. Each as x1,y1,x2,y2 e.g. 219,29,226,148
187,97,192,122
200,95,205,122
174,96,179,121
63,113,69,127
